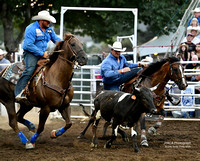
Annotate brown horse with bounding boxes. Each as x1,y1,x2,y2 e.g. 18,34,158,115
0,33,88,149
78,57,187,147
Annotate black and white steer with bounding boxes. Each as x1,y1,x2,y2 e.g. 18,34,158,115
91,86,156,152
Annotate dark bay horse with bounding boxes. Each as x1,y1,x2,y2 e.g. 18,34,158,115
0,33,88,149
78,57,187,146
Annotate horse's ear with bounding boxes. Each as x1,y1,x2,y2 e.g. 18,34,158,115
64,32,73,40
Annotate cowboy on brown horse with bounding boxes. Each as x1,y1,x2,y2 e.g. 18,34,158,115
15,10,61,101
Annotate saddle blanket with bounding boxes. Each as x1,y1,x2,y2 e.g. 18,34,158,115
2,62,24,85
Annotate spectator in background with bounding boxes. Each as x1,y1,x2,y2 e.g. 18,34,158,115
185,54,199,81
176,43,190,62
195,43,200,60
182,33,196,55
189,17,199,27
0,49,11,72
188,8,200,26
184,26,200,44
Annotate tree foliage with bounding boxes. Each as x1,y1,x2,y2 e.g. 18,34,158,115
0,0,190,54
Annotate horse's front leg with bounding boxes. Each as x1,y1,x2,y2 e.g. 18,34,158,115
51,104,72,138
30,106,50,148
140,113,148,147
148,115,164,136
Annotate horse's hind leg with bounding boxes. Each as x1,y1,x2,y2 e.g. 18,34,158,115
17,102,36,133
140,113,148,147
51,105,72,139
4,101,20,133
4,101,30,145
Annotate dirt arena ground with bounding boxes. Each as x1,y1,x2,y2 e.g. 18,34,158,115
0,109,200,161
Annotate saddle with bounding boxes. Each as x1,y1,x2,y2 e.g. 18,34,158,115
24,58,50,96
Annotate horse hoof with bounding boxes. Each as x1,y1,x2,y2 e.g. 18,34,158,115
148,127,156,136
90,143,98,148
25,142,35,149
50,130,57,139
140,139,149,147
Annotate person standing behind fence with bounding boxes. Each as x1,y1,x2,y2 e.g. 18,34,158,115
189,17,199,27
175,43,190,62
185,54,199,81
14,10,61,101
182,26,200,44
181,33,196,56
100,41,147,91
188,8,200,26
0,49,10,72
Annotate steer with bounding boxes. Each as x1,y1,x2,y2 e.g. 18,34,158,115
91,86,156,152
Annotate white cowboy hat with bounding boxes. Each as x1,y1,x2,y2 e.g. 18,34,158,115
187,26,200,34
0,49,6,55
108,41,126,52
191,8,200,14
32,10,56,23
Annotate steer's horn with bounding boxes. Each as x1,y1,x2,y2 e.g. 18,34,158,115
135,87,140,91
150,83,160,91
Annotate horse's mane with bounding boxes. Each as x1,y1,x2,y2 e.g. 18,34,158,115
47,33,73,67
140,56,180,78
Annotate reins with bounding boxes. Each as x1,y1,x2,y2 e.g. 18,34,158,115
41,35,78,107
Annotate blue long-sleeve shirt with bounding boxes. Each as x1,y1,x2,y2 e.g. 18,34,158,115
100,53,138,84
23,21,61,57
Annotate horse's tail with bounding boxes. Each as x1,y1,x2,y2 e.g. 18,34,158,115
79,103,90,116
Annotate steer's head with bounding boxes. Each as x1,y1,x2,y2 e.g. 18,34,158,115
134,86,157,114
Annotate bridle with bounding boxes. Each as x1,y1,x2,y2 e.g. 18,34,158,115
58,35,83,67
169,62,185,87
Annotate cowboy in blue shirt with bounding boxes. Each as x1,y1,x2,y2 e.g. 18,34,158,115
15,10,61,101
101,41,147,91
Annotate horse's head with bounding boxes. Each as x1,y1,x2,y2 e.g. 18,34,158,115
54,33,88,66
168,57,188,90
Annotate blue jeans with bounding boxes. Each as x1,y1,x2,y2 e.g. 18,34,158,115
103,68,141,91
14,51,40,96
